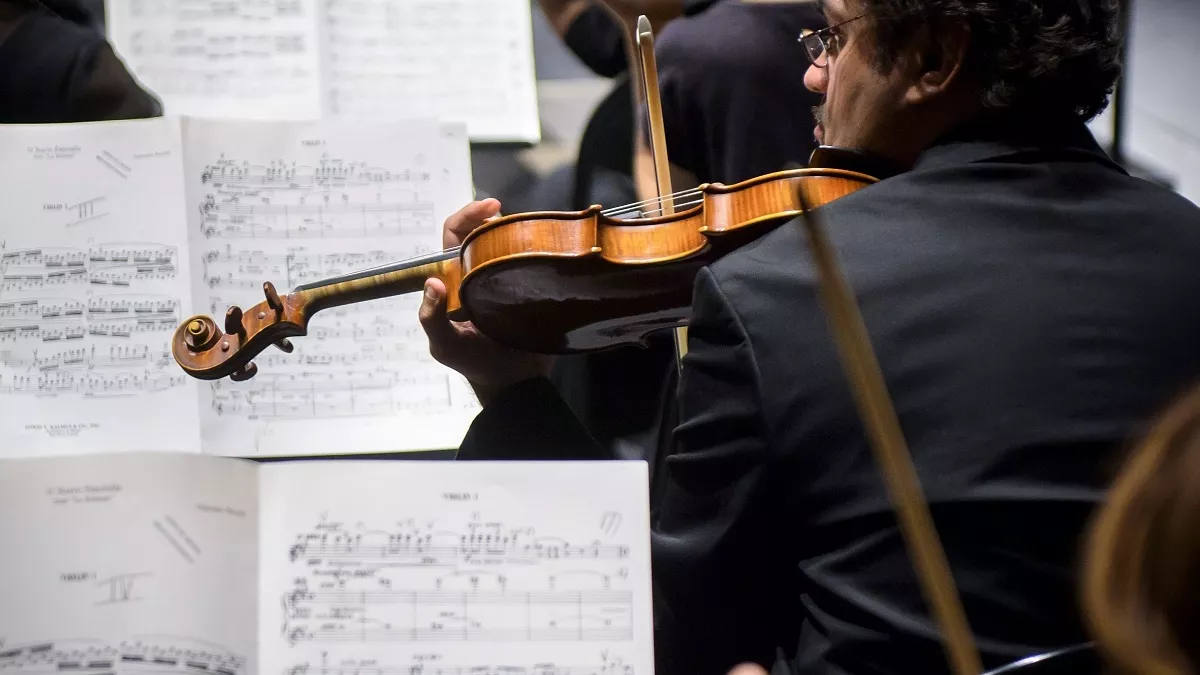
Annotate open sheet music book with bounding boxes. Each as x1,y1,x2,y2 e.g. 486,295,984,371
0,454,654,675
0,116,480,458
104,0,542,144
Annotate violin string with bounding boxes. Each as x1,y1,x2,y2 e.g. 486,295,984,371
425,196,702,261
627,198,705,217
599,187,704,213
602,193,704,217
600,189,705,217
393,195,702,269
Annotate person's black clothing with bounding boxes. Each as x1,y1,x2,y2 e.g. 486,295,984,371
655,0,825,182
562,3,628,78
560,0,723,78
458,113,1200,675
0,0,160,123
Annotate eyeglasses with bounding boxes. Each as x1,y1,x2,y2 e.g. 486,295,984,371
799,14,865,67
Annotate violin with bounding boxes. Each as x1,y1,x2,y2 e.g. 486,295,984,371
171,158,875,382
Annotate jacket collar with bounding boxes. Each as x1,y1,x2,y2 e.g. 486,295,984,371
911,110,1128,175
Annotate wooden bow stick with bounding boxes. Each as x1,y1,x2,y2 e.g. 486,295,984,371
634,14,689,367
794,186,983,675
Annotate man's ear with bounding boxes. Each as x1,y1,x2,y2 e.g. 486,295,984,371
905,20,970,104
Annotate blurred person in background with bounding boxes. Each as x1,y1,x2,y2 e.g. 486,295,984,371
0,0,160,123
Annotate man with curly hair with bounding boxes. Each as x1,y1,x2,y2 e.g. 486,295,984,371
419,0,1200,673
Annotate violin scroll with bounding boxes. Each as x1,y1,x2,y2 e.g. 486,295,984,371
172,281,307,381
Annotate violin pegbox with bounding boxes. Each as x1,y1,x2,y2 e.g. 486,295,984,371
173,281,305,382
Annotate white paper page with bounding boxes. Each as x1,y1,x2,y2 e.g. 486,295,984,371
258,461,653,675
105,0,323,120
181,117,480,457
437,122,475,215
0,118,202,457
321,0,542,143
0,453,259,675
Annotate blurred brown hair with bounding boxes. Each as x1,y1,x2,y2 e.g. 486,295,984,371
1083,383,1200,675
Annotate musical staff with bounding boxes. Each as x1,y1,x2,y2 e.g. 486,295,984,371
0,295,181,343
284,659,633,675
282,589,633,644
0,344,173,372
200,246,425,291
208,370,451,418
199,196,435,240
287,525,630,564
201,160,427,189
0,639,245,675
0,369,186,396
0,244,178,290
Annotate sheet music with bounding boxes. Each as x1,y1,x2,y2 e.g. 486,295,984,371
181,117,479,456
0,453,259,675
257,461,653,675
0,118,202,457
107,1,542,142
320,0,542,143
105,0,323,120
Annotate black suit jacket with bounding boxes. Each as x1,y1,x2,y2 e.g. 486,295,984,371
457,116,1200,675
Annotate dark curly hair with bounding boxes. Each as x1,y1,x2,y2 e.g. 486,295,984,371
858,0,1124,121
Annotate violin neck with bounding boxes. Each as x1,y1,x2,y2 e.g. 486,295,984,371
293,249,460,315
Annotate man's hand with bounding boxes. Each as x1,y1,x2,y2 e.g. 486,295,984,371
418,199,555,405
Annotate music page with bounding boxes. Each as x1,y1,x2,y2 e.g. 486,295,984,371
319,0,541,143
0,118,202,457
0,453,259,675
181,117,480,457
257,460,654,675
105,0,323,120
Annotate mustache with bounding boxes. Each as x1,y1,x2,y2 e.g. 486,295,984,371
812,102,826,127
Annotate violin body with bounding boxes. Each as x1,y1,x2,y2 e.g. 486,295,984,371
454,166,873,352
172,161,875,382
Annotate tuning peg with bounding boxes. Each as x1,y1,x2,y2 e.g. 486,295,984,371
263,281,283,315
274,338,294,353
230,361,258,382
224,306,245,341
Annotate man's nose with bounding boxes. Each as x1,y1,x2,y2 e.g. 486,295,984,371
804,63,827,93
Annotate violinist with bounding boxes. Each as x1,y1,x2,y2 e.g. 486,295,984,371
420,0,1200,672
